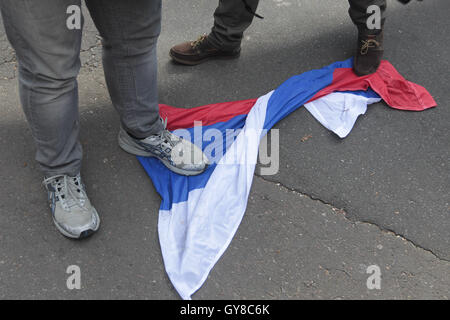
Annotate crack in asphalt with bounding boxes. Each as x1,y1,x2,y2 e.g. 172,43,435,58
0,56,15,66
80,37,102,53
255,173,450,263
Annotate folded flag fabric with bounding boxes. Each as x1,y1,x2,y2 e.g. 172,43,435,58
305,89,382,138
138,58,436,300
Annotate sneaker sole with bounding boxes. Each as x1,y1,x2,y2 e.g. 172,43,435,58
53,208,100,240
118,129,207,176
169,50,240,66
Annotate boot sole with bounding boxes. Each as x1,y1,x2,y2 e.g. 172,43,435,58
169,50,240,66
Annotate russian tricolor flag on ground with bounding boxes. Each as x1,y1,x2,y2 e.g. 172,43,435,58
138,58,436,299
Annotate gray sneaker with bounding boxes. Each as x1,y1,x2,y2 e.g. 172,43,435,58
118,122,209,176
43,174,100,239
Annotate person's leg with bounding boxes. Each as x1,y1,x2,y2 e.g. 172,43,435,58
0,0,83,177
208,0,260,50
0,0,100,239
169,0,260,65
86,0,208,176
348,0,387,76
348,0,387,34
85,0,163,139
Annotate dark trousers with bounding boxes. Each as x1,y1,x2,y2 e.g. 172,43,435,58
208,0,387,50
0,0,164,177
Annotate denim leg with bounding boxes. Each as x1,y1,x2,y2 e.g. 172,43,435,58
208,0,260,50
85,0,163,139
0,0,83,177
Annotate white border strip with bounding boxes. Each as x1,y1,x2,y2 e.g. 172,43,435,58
158,91,273,300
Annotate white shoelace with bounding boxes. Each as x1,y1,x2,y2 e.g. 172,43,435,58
43,175,87,211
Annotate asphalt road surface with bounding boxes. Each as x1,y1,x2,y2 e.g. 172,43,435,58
0,0,448,299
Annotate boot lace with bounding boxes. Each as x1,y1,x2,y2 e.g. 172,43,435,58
191,34,207,49
360,39,380,55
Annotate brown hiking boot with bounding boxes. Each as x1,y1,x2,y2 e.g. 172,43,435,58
169,34,241,66
353,30,384,76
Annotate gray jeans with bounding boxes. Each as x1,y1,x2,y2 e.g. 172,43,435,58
0,0,164,177
208,0,387,50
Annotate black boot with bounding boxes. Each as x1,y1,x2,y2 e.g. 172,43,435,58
353,30,384,76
